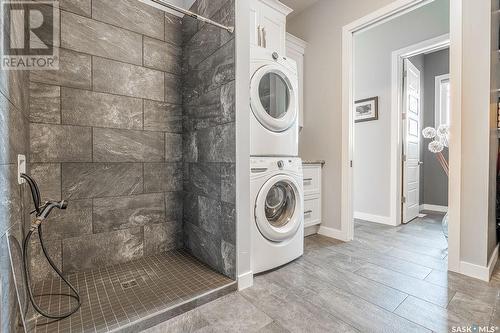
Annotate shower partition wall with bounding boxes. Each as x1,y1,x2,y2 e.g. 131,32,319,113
182,0,236,279
6,0,237,332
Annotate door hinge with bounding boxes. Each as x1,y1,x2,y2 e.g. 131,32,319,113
402,112,407,120
402,154,407,162
404,70,408,78
350,160,353,168
402,196,406,204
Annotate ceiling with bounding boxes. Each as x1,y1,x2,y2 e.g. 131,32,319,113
280,0,320,18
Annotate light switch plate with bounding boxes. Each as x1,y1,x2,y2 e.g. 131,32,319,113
17,154,26,184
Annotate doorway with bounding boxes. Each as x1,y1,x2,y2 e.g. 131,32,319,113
397,38,451,224
344,0,454,263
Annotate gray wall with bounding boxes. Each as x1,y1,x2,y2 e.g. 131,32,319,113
0,1,30,331
182,0,236,279
29,0,185,276
422,49,449,207
352,0,449,219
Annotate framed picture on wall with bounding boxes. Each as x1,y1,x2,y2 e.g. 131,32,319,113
354,97,379,123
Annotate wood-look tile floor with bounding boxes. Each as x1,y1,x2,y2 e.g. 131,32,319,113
143,212,500,333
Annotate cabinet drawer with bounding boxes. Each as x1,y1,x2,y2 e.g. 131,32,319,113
303,166,321,196
304,197,321,227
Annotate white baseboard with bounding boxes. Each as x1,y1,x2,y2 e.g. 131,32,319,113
354,212,393,225
419,204,448,213
318,226,349,242
459,244,499,282
237,271,253,290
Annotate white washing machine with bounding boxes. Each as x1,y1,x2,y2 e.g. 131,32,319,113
250,47,299,157
250,157,304,273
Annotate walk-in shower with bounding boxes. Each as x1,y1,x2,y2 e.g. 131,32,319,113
0,0,237,332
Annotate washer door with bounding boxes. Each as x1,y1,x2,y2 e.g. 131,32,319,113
255,175,303,242
250,64,297,132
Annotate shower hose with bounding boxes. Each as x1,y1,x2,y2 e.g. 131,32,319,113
21,173,81,320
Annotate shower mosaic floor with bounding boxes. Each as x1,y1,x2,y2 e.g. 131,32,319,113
26,250,236,333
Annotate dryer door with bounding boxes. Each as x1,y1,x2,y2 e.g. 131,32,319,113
255,174,303,242
250,64,297,132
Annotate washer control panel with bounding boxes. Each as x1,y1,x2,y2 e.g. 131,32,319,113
251,157,303,174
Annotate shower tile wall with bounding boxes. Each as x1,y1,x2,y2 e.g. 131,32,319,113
0,1,30,331
29,0,185,278
182,0,237,279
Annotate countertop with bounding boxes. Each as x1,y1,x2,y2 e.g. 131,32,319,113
302,160,325,166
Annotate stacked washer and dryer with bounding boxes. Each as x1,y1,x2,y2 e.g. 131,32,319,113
250,46,304,273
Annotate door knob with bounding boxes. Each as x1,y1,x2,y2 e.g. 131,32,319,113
418,161,423,165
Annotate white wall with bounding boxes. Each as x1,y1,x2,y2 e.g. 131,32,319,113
235,0,252,289
352,0,449,220
459,0,494,267
287,0,400,232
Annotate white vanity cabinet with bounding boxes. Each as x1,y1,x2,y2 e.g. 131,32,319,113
250,0,292,54
286,33,306,129
302,162,323,232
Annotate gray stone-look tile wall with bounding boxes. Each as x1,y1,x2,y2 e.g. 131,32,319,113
182,0,236,279
0,1,30,331
29,0,185,276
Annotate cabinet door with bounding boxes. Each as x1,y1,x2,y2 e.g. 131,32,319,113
250,0,261,48
260,5,286,54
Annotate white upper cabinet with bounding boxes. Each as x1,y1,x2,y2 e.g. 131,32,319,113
250,0,292,55
286,33,307,129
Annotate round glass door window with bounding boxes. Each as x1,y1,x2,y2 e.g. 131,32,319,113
258,72,290,119
264,181,296,228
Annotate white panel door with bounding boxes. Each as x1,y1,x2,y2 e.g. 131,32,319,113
403,59,421,223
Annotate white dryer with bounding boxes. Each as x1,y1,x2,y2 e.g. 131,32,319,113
250,157,304,273
250,47,299,157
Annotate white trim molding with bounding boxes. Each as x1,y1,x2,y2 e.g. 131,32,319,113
434,74,451,127
259,0,293,15
318,226,349,242
237,271,254,291
419,204,449,213
459,244,499,282
286,33,307,54
354,212,393,225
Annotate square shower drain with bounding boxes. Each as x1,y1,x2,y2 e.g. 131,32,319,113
121,279,139,290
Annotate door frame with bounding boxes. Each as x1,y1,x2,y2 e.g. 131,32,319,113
341,0,461,272
392,34,450,226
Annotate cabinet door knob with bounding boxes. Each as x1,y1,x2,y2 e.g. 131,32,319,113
262,27,266,48
304,210,313,215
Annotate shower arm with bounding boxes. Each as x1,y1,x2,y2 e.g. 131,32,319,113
149,0,235,33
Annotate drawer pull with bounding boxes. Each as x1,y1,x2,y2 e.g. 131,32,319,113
304,210,313,215
303,178,313,182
